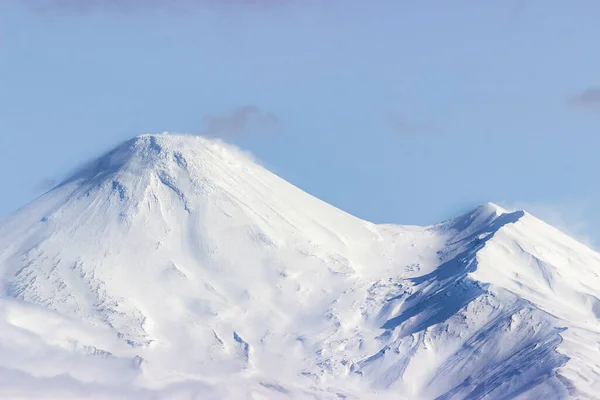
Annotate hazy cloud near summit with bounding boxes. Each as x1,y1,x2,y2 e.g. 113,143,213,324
33,178,57,193
201,106,279,138
569,88,600,114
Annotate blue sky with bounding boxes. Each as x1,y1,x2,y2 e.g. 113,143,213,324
1,0,599,246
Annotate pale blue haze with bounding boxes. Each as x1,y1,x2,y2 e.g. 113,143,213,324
1,0,599,245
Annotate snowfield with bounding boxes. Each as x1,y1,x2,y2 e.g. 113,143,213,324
0,134,599,399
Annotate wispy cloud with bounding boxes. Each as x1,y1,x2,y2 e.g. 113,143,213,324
386,115,414,136
385,113,436,137
20,0,287,14
33,178,57,193
201,105,279,138
569,87,600,114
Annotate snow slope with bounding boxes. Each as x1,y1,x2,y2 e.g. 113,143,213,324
0,133,599,399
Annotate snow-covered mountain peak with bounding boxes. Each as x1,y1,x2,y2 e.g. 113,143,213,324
0,134,599,399
474,201,507,216
436,201,518,239
62,133,252,187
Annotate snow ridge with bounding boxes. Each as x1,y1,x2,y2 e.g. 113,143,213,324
0,134,599,399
